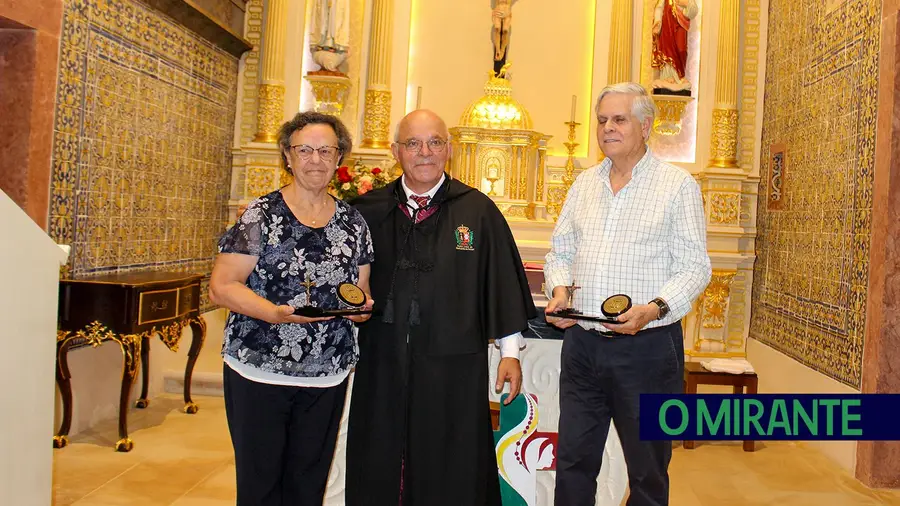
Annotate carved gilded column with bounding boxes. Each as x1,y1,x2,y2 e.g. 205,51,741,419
607,0,633,84
536,146,546,201
510,146,519,199
685,0,761,360
519,146,528,200
254,0,288,143
600,0,632,162
360,0,394,149
708,0,740,168
469,142,477,187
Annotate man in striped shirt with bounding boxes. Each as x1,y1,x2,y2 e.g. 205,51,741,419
545,82,711,506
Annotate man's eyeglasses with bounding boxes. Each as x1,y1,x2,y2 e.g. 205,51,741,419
289,144,341,162
396,138,448,154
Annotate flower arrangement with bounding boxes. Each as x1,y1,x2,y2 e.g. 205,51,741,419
329,161,396,201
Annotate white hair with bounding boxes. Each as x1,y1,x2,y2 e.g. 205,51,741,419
594,82,658,126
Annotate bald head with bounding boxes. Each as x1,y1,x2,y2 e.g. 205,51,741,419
391,109,452,194
394,109,450,143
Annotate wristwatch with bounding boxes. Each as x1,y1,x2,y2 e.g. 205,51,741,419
650,297,670,320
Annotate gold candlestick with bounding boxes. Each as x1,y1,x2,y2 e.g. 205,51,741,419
563,121,580,194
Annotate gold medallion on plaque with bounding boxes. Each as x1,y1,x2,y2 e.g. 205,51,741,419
338,283,367,308
601,294,632,318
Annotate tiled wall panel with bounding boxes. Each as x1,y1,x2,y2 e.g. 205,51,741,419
48,0,239,310
750,0,881,388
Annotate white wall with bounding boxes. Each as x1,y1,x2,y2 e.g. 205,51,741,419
747,338,859,472
0,191,65,506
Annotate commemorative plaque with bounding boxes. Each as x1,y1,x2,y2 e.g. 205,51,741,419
293,276,373,317
546,281,632,324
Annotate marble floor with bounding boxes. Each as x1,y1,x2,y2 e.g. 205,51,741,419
52,393,900,506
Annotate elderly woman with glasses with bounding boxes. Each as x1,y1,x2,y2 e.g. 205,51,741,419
209,111,374,506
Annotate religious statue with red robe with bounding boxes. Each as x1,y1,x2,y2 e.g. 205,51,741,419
651,0,699,94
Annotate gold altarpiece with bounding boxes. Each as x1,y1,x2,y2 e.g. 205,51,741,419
450,72,553,221
226,0,765,363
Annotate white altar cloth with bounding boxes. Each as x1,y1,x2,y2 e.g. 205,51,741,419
321,338,628,506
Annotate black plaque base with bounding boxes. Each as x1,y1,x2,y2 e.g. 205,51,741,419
546,310,620,325
293,307,373,317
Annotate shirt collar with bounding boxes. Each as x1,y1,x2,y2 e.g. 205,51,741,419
401,173,446,202
599,145,654,179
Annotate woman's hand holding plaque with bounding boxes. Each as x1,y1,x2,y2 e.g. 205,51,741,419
293,280,374,319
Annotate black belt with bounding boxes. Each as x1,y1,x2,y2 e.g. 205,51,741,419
585,322,678,338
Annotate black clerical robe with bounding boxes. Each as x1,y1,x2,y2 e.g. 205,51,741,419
345,176,536,506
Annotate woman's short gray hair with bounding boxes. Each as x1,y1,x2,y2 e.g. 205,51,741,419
594,82,658,126
277,111,353,174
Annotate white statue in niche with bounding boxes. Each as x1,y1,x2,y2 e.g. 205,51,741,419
309,0,350,73
650,0,699,94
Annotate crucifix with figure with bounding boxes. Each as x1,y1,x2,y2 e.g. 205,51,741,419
300,274,316,302
566,280,581,313
491,0,519,76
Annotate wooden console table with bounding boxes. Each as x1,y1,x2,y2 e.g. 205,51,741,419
53,271,207,452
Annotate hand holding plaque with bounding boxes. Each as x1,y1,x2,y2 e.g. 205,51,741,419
293,275,374,318
546,281,632,324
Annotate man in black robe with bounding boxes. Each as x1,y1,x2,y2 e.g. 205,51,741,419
346,110,536,506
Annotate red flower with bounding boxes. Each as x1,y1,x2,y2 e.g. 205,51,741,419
337,166,352,183
371,167,382,175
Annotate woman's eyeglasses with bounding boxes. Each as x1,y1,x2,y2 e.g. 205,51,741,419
289,145,341,162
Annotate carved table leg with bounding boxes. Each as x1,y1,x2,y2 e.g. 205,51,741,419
135,336,151,409
183,317,207,414
53,336,74,449
114,335,142,452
